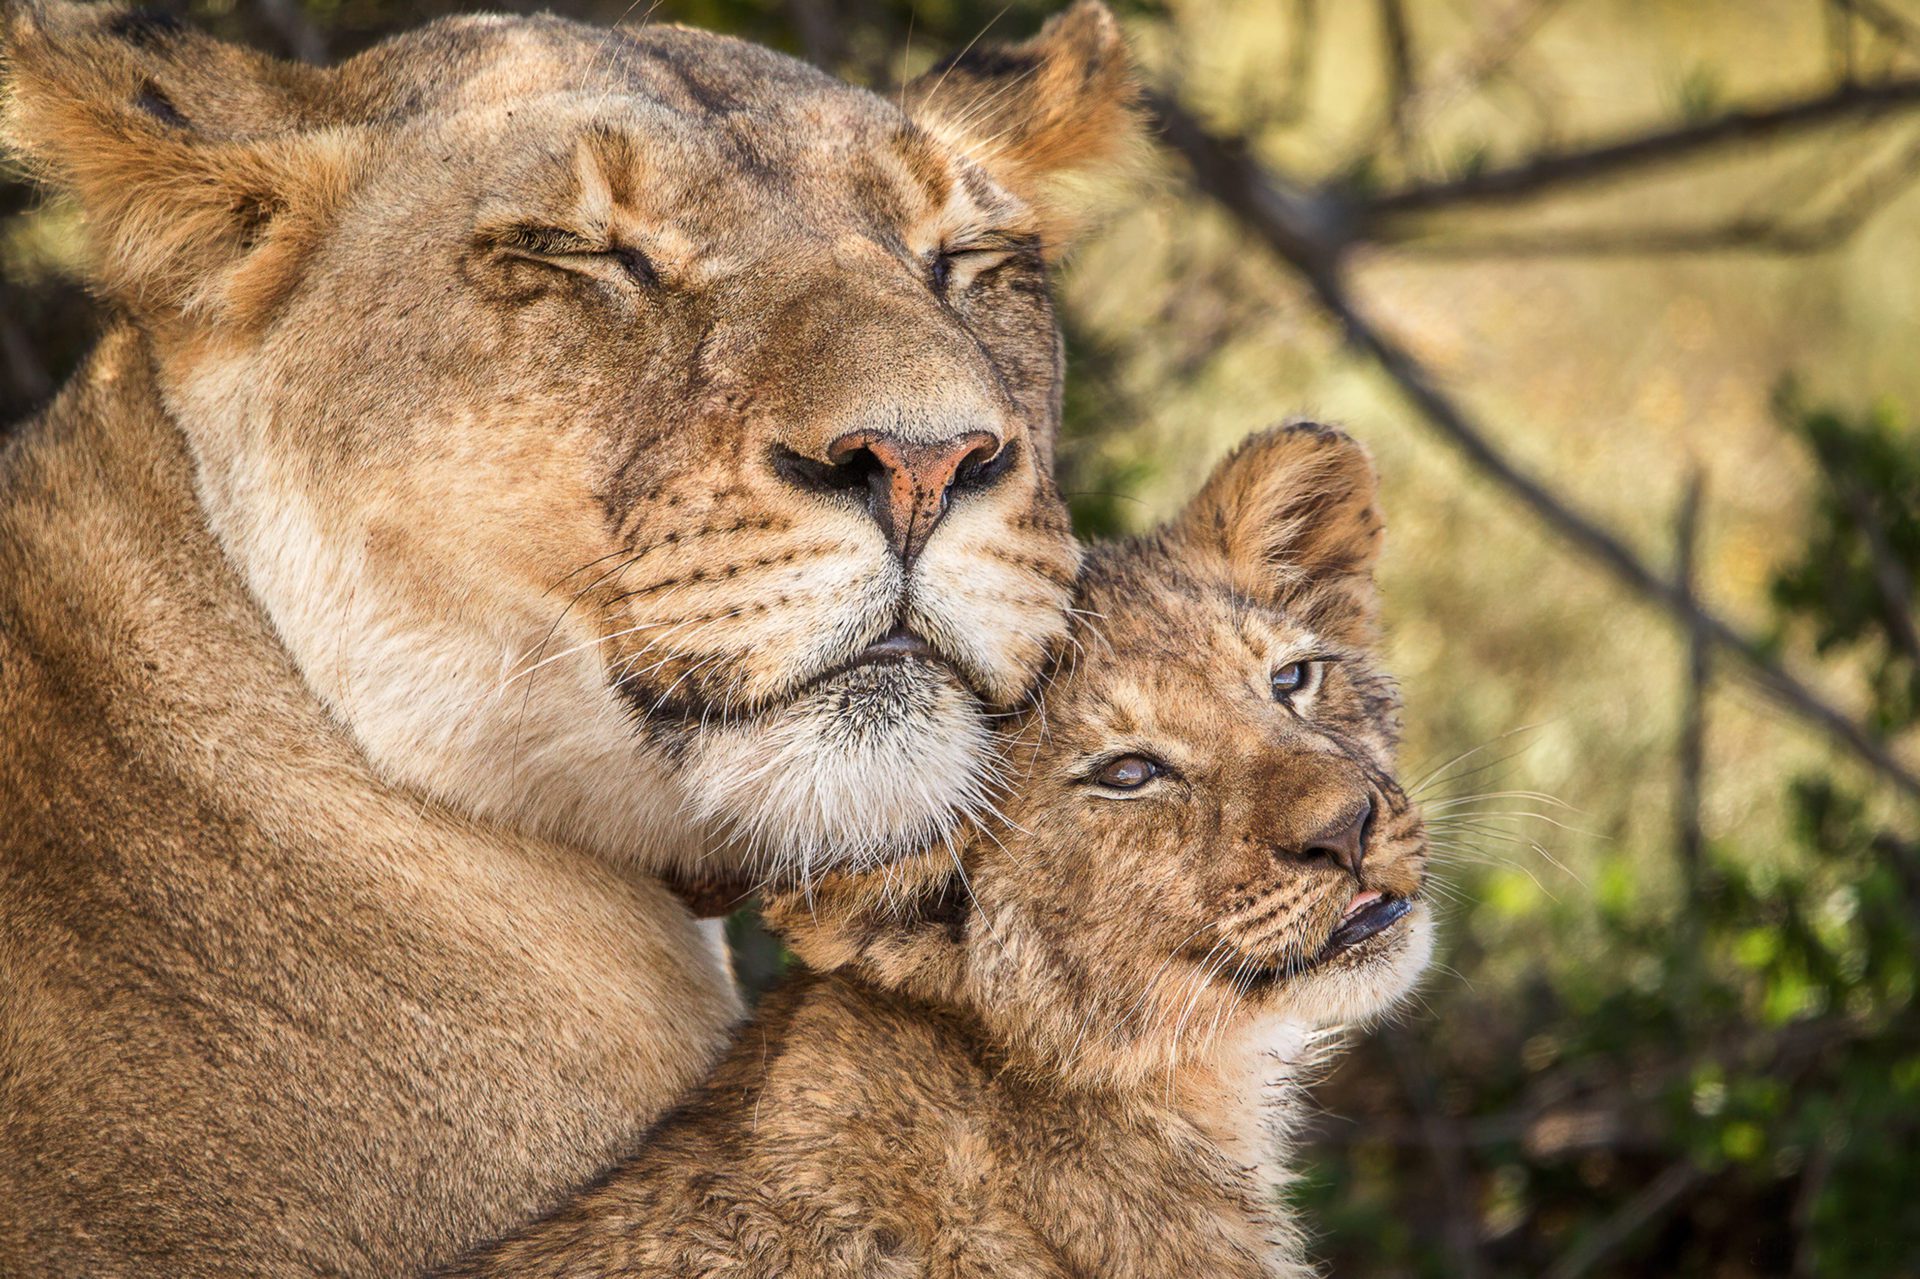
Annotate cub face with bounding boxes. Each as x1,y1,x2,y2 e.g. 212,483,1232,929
3,2,1135,875
774,424,1431,1081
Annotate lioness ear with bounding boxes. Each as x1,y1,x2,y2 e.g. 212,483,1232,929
3,1,359,324
904,1,1139,243
1169,422,1385,600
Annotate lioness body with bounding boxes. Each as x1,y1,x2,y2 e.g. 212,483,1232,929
0,334,737,1274
450,425,1432,1279
0,1,1135,1271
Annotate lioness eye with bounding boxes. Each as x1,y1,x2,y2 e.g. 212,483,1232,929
1093,755,1161,790
1271,662,1309,699
925,242,1021,298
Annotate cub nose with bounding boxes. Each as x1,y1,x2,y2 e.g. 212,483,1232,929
1295,797,1374,878
796,428,1009,566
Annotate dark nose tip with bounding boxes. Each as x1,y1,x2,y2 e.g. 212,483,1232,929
1296,797,1374,878
793,428,1008,565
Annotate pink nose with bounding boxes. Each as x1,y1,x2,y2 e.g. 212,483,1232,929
823,429,1007,565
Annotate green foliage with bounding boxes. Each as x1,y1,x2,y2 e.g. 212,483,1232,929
1770,392,1920,734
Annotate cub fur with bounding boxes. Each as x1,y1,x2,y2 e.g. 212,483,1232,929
0,3,1135,1275
447,424,1433,1279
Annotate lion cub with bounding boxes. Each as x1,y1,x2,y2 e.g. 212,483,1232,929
449,424,1432,1279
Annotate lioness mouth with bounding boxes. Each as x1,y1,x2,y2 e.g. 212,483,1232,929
807,626,953,689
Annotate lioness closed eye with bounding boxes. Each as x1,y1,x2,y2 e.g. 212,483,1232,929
448,424,1433,1279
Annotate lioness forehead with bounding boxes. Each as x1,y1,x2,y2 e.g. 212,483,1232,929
335,17,1013,252
335,16,854,127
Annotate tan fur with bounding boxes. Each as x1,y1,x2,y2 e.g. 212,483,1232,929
0,4,1137,1274
447,424,1433,1279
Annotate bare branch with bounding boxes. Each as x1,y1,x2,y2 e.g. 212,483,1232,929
1375,0,1416,167
1384,132,1920,257
1148,90,1920,801
1541,1160,1709,1279
1675,474,1710,915
1397,0,1568,133
1845,0,1920,58
1365,76,1920,219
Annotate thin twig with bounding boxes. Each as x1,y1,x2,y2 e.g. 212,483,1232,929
1365,75,1920,218
1675,473,1710,921
1384,131,1920,258
1541,1160,1708,1279
1375,0,1416,169
1399,0,1569,134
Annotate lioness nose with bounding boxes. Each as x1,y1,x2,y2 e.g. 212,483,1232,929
1297,798,1373,878
820,428,1009,566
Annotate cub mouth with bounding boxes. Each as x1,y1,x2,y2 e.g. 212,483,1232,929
1319,890,1413,962
1227,891,1417,988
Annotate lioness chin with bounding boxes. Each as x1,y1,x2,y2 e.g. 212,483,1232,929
0,2,1136,1273
448,424,1433,1279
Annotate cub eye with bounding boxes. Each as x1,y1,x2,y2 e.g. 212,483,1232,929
1271,661,1311,700
1092,755,1162,790
928,249,954,297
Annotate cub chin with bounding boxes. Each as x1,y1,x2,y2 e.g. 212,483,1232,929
446,423,1431,1279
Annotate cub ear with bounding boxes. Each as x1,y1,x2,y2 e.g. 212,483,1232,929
904,1,1139,244
2,1,358,324
1168,422,1385,600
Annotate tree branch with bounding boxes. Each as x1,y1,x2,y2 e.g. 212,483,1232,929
1364,76,1920,219
1541,1160,1709,1279
1148,91,1920,802
1383,132,1920,258
1675,474,1710,923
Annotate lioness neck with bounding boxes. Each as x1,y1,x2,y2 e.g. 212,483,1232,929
0,328,737,1276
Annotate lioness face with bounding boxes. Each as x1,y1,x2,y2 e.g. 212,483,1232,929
774,425,1429,1081
7,3,1136,875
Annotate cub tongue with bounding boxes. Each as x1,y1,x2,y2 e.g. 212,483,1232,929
1340,890,1383,923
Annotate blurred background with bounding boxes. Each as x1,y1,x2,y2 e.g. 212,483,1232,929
6,0,1919,1274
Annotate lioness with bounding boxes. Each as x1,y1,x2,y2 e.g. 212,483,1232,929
0,2,1136,1273
447,424,1432,1279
